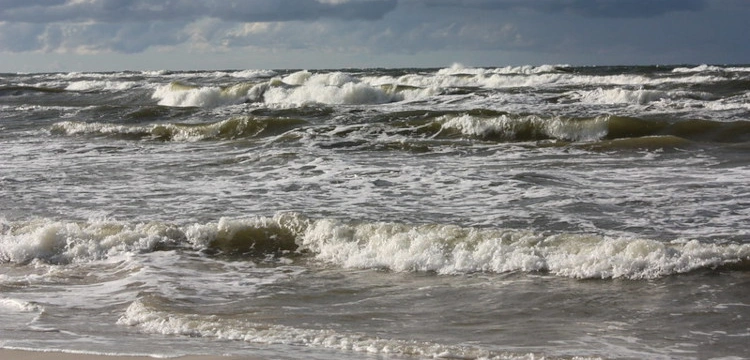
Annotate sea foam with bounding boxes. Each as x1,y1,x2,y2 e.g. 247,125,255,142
118,297,543,360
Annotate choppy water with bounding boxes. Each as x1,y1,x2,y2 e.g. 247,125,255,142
1,64,750,359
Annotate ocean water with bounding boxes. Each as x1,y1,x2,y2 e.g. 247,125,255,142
1,64,749,359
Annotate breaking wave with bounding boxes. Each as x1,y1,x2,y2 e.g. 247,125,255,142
151,70,432,108
152,81,255,107
2,214,748,280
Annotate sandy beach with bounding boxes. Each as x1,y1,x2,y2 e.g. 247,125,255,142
0,349,251,360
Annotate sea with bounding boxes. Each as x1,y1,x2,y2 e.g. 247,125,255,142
1,64,749,360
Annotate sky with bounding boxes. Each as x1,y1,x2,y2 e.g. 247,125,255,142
0,0,748,72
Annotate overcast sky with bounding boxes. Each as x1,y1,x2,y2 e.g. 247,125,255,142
1,0,748,72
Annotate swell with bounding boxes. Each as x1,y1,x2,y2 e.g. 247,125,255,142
2,213,748,280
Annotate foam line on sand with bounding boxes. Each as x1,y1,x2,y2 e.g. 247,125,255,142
0,349,253,360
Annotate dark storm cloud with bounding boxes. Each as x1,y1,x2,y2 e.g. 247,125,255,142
0,0,398,23
422,0,705,18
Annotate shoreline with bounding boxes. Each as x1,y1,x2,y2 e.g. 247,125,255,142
0,349,252,360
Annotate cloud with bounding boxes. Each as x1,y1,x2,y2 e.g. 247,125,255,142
0,0,398,23
0,0,399,54
422,0,705,18
1,0,748,70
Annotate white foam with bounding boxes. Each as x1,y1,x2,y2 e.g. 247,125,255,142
0,298,44,313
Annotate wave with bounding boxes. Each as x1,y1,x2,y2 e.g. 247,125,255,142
259,70,431,105
65,80,140,92
566,87,714,105
47,108,750,147
228,69,278,78
118,296,546,360
47,112,750,147
49,116,307,142
2,213,748,279
0,219,177,264
151,71,429,108
437,113,608,142
301,218,750,279
605,116,750,143
137,65,741,109
435,113,750,144
362,65,726,91
436,63,568,76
